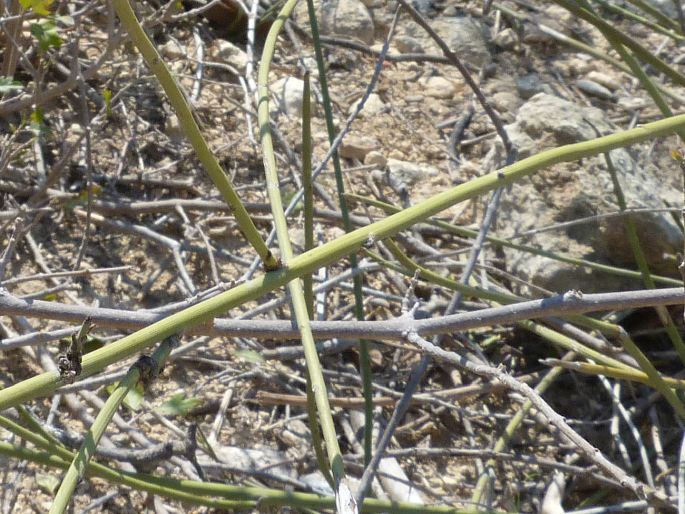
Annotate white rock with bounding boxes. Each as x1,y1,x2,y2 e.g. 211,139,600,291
271,77,305,117
348,93,385,118
210,39,249,72
424,76,456,99
164,113,184,143
161,39,184,60
387,158,438,185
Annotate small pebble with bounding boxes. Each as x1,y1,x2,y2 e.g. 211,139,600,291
364,150,387,168
576,79,614,100
493,28,518,50
339,135,379,161
586,71,620,91
424,76,456,99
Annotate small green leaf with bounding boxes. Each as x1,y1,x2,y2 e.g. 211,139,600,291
36,473,60,495
30,107,48,136
106,382,144,412
235,349,264,364
19,0,54,16
157,393,201,417
103,88,113,117
42,293,57,301
82,336,105,354
30,19,63,52
0,77,23,94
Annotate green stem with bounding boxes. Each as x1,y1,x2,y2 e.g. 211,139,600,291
545,359,685,390
303,72,315,318
2,113,685,411
623,0,682,32
305,0,373,465
603,147,685,365
110,0,279,270
299,72,332,489
257,0,345,486
571,15,685,366
49,339,174,514
0,414,496,513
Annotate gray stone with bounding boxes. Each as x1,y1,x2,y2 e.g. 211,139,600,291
517,73,544,100
161,39,184,60
321,0,375,44
576,79,614,100
387,158,438,185
498,93,682,293
364,150,387,167
400,17,491,67
395,35,425,54
617,96,648,111
423,76,456,99
209,39,249,72
586,71,620,91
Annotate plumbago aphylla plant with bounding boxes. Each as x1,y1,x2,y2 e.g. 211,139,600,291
2,0,685,512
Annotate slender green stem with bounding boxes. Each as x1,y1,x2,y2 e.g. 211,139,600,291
49,339,174,514
257,0,345,486
623,0,682,32
299,71,333,490
617,329,685,420
0,416,491,513
544,359,685,390
2,113,685,411
305,0,373,465
110,0,278,270
302,72,315,318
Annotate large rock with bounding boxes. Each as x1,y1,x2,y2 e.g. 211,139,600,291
295,0,375,44
398,16,491,67
209,39,248,73
497,93,682,293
